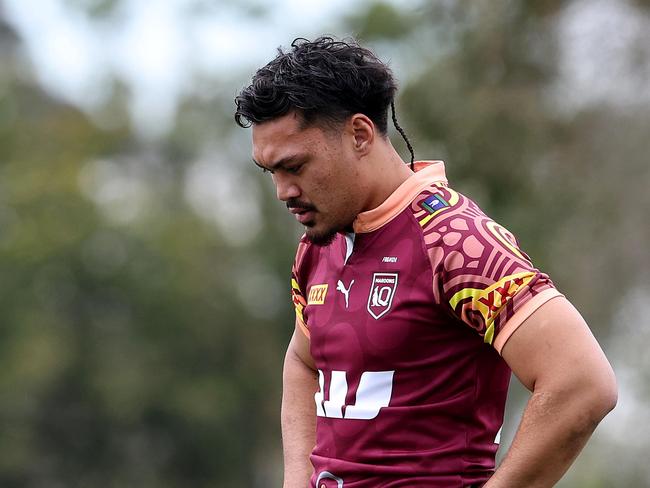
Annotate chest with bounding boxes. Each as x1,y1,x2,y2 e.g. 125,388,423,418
301,225,455,371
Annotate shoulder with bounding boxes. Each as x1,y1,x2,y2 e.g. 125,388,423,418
409,183,533,271
293,234,311,268
292,233,344,277
409,184,561,349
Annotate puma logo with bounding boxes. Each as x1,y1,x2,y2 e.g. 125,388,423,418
336,279,355,308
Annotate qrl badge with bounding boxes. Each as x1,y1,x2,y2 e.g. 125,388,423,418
367,272,398,319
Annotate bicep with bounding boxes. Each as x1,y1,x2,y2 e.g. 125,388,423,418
501,296,616,396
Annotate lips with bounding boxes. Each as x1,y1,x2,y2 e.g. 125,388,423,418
289,206,316,225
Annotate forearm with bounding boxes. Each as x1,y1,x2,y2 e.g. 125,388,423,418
281,346,318,488
485,387,614,487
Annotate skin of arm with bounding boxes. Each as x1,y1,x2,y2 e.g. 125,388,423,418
484,296,618,487
282,325,318,488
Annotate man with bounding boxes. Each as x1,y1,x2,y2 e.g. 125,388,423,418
234,37,617,488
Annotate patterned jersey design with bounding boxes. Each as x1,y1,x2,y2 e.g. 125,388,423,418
289,161,562,487
412,182,558,351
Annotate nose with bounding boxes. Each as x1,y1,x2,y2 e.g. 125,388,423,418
273,174,300,202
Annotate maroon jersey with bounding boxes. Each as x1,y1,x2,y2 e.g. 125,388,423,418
291,161,562,487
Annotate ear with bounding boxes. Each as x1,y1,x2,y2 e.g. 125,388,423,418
350,114,374,157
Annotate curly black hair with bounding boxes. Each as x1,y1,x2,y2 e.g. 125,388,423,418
234,36,415,165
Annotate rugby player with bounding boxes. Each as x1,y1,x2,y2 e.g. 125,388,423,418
235,37,617,488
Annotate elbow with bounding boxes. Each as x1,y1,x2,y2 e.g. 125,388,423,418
584,368,618,424
599,376,618,418
600,361,618,416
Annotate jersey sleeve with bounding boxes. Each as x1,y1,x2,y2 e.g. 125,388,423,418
291,240,310,339
422,187,563,353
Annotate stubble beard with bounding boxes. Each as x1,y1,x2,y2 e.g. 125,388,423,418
304,215,355,247
291,196,357,247
305,226,338,247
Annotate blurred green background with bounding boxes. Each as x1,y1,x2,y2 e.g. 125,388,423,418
1,0,649,486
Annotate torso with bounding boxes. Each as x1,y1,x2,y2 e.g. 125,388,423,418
291,162,559,488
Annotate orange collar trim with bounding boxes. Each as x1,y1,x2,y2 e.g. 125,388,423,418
352,160,447,233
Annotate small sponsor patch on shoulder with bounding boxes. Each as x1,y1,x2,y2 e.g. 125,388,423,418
421,193,450,214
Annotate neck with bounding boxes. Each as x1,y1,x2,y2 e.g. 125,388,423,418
360,142,414,212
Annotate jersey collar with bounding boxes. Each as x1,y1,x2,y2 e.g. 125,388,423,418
352,160,447,234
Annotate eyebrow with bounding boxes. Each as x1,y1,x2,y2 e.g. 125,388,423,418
252,154,302,172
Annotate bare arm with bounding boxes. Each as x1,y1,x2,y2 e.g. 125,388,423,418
282,325,318,488
485,297,617,487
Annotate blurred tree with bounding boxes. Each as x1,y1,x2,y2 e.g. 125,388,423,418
347,1,415,41
1,0,649,486
0,10,294,487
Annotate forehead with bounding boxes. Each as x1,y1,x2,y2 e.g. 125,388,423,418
251,112,329,165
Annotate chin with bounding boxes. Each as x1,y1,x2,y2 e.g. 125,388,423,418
305,226,338,247
304,214,355,247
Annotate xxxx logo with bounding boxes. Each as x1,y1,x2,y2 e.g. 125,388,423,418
449,271,536,343
308,284,328,305
478,276,528,314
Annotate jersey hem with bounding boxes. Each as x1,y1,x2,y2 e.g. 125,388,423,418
296,317,310,339
493,289,564,354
